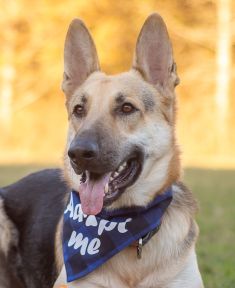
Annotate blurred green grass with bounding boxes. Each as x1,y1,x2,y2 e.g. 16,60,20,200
0,164,56,186
184,168,235,288
0,165,234,288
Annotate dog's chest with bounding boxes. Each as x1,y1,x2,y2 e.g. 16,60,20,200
62,239,186,288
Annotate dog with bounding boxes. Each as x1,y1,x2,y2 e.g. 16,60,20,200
0,13,203,288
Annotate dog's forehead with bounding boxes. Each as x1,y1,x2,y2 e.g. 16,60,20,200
81,71,158,102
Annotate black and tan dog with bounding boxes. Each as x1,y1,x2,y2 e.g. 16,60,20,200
0,14,203,288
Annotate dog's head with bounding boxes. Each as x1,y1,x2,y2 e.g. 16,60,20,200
62,14,180,215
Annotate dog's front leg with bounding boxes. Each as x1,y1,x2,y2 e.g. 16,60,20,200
52,265,106,288
164,250,204,288
53,266,67,288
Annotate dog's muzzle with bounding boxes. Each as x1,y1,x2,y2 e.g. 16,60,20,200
68,133,99,173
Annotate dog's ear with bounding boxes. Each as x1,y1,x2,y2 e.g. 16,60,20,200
133,13,179,89
62,19,100,97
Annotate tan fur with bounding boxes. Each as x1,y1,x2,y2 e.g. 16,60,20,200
0,199,18,257
0,198,22,288
54,13,203,288
55,218,64,272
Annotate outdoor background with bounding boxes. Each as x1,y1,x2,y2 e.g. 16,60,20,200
0,0,234,287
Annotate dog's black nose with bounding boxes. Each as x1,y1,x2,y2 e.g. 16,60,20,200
68,136,99,164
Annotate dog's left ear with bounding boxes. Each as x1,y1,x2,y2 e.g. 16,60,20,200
133,13,179,89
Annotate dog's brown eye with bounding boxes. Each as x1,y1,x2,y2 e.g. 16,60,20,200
73,104,85,117
121,103,136,114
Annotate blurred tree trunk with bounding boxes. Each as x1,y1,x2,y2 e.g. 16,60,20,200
0,54,15,132
215,0,231,153
0,0,18,133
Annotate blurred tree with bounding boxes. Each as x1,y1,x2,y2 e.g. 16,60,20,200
215,0,231,152
0,0,234,166
0,0,18,132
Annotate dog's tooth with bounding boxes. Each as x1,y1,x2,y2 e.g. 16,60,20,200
114,172,119,177
105,183,109,194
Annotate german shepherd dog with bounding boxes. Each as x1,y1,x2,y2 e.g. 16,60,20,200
0,14,203,288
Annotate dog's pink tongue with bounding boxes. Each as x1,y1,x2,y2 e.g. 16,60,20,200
79,173,110,215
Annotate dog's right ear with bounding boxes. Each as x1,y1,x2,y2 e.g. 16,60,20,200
62,19,100,97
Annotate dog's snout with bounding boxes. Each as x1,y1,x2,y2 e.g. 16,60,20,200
67,127,118,174
68,136,99,164
68,139,99,162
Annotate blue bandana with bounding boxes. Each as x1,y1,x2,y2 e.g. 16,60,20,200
63,187,173,283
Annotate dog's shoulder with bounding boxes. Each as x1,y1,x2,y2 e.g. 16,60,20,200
0,169,69,288
0,194,24,288
1,169,68,224
171,181,199,217
165,181,199,258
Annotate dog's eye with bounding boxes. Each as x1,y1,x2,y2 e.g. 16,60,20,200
73,104,85,117
121,103,136,114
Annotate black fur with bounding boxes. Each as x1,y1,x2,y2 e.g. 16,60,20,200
0,169,69,288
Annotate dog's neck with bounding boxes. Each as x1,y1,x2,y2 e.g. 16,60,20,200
62,187,173,282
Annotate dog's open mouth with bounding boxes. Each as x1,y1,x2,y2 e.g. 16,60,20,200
78,156,142,215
